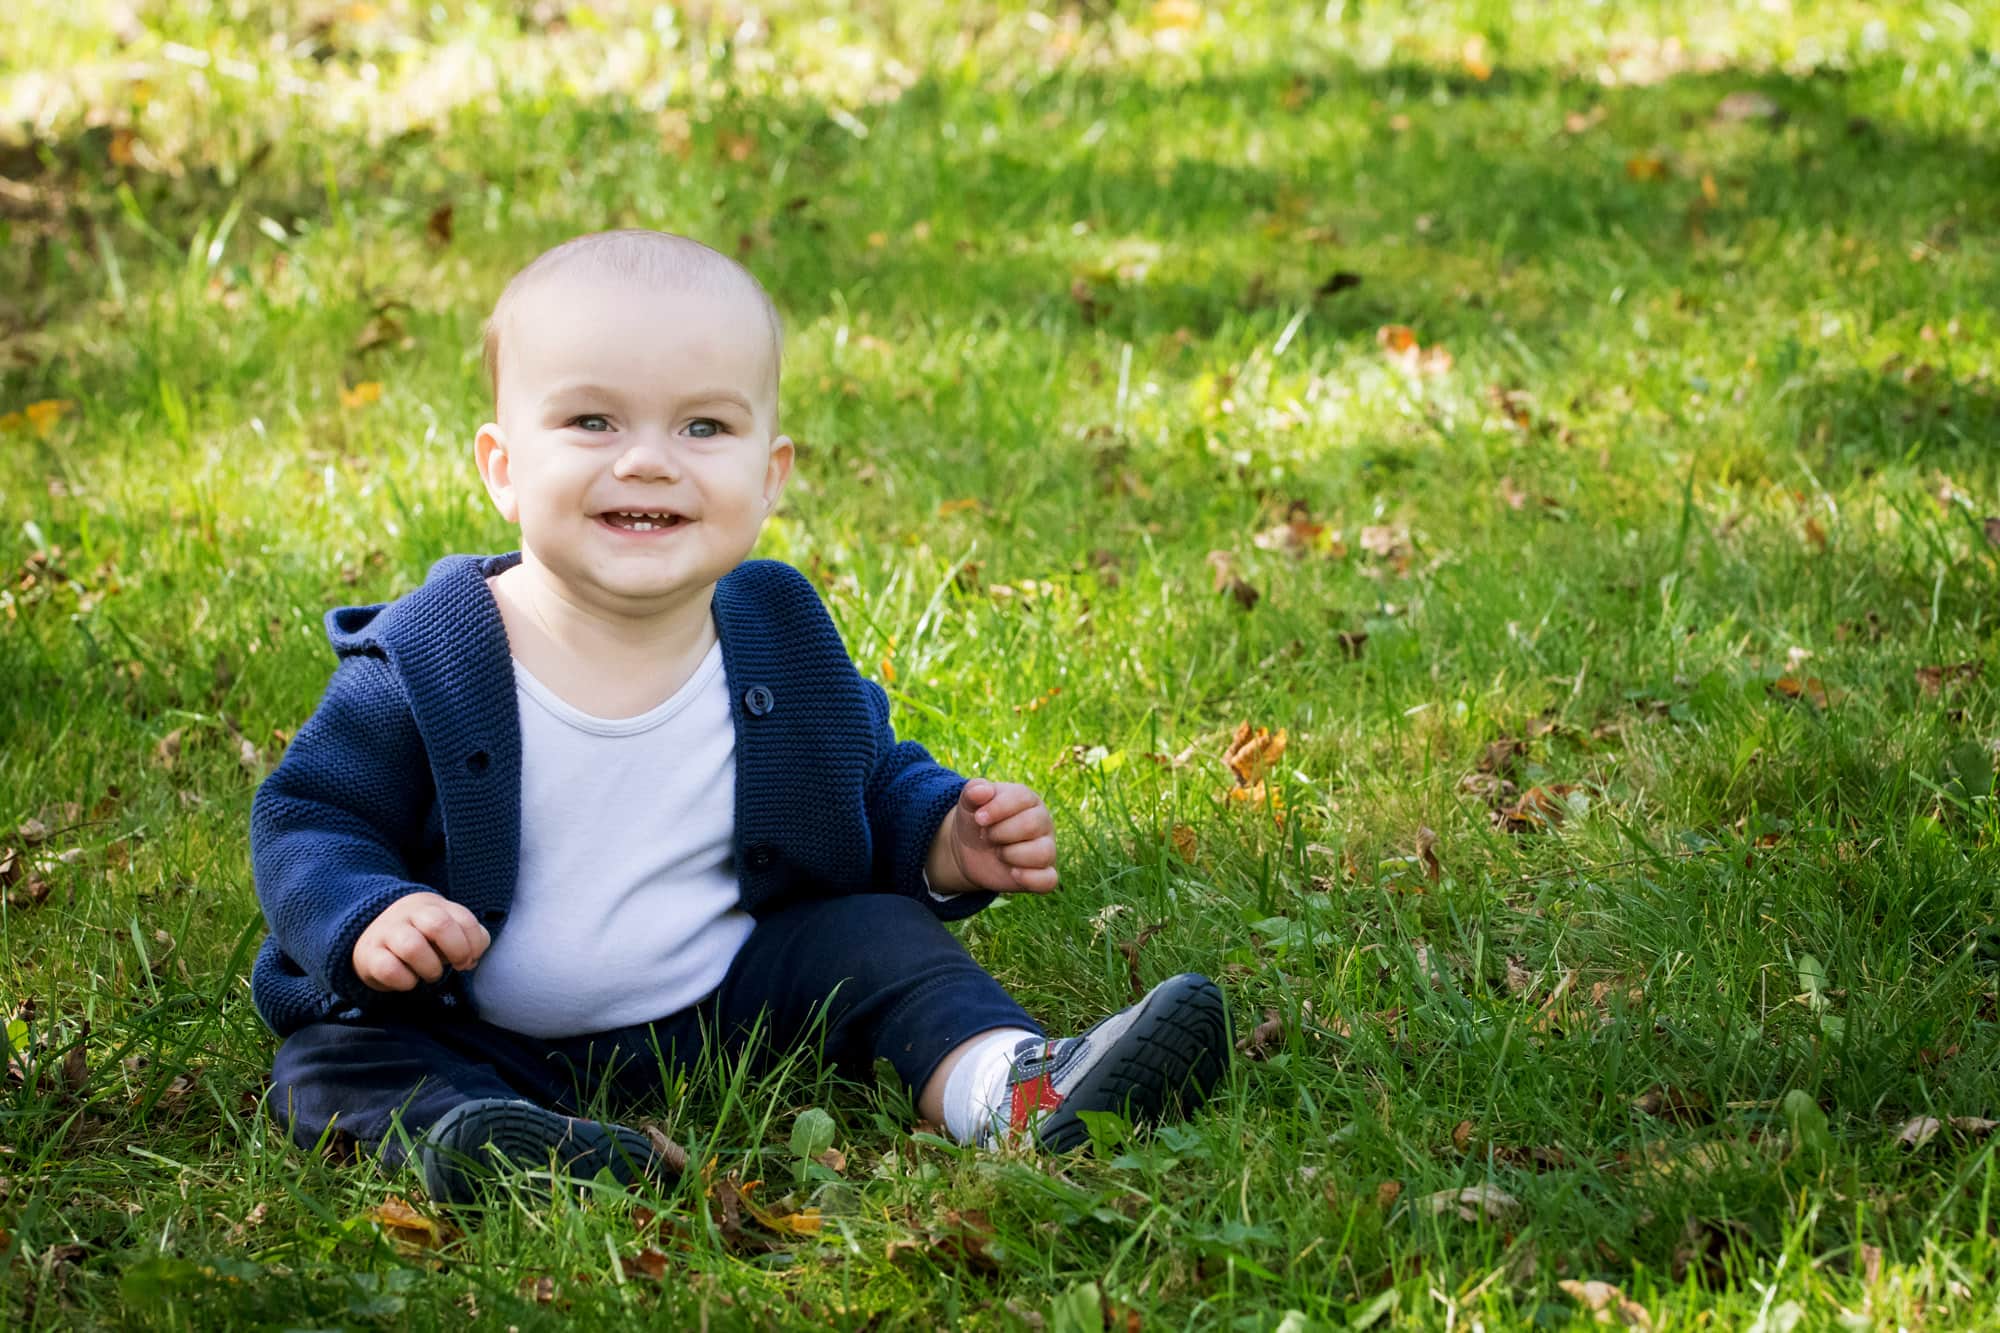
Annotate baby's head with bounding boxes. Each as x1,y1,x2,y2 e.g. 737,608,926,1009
474,230,793,615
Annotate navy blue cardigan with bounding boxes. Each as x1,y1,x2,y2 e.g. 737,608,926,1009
248,551,987,1037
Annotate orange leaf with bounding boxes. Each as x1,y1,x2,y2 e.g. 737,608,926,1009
1769,675,1831,709
1626,155,1667,182
339,381,383,410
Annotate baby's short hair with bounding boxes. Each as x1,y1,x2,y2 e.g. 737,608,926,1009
481,229,785,409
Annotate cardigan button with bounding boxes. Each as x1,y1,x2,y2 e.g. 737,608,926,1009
745,843,776,871
743,685,775,717
464,750,491,775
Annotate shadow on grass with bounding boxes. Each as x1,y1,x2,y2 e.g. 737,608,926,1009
4,50,1995,472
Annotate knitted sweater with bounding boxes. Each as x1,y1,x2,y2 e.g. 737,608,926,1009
248,550,987,1037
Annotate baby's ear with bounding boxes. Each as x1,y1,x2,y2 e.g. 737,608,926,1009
474,424,520,523
762,434,795,510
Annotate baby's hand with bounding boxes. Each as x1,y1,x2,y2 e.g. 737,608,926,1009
939,779,1059,894
351,892,491,992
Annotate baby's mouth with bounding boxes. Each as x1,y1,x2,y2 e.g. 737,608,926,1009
598,510,689,532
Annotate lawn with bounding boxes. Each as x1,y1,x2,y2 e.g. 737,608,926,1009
4,0,1999,1326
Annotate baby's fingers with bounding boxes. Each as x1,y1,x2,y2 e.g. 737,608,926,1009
411,902,487,970
969,782,1040,827
981,803,1054,845
1008,865,1060,893
998,835,1056,870
385,924,449,983
357,944,420,992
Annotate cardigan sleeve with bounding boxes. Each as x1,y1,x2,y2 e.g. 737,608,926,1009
250,653,438,1008
860,678,994,921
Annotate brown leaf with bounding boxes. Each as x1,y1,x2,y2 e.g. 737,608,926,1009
1632,1085,1713,1125
1376,325,1453,377
1560,1279,1654,1329
930,1209,1000,1273
1894,1115,1998,1149
1118,923,1167,999
1235,1008,1284,1060
1505,955,1534,997
16,818,50,845
1169,824,1198,863
155,727,184,769
1315,271,1362,298
1914,661,1982,696
815,1147,846,1175
621,1247,669,1281
368,1195,453,1252
425,202,454,247
59,1021,89,1094
1205,551,1260,609
1336,630,1368,659
1803,515,1827,551
0,847,16,888
1984,517,2000,547
1069,277,1105,325
638,1123,690,1177
1487,384,1538,432
1492,784,1582,834
1858,1242,1883,1285
1358,523,1411,562
1415,826,1441,883
1769,675,1831,709
1625,155,1667,182
1222,721,1289,786
1478,737,1527,776
1451,1119,1476,1152
1375,1180,1403,1209
1497,475,1528,510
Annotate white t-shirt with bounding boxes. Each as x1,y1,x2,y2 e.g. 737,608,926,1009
467,638,754,1038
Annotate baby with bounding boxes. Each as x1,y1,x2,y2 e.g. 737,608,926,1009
250,230,1229,1205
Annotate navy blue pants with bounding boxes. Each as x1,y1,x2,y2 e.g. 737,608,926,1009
267,894,1039,1162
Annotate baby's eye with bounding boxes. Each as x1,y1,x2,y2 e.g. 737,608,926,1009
686,418,726,439
569,414,613,433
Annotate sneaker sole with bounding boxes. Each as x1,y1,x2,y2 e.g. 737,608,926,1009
417,1098,662,1205
1034,973,1230,1153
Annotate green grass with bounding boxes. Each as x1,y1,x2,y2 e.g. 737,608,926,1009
5,0,2000,1326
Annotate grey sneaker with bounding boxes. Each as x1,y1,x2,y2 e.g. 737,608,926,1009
416,1098,670,1205
986,973,1229,1151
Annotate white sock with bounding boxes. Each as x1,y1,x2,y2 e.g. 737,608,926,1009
940,1028,1041,1145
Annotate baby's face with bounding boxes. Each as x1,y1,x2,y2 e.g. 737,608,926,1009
476,278,791,616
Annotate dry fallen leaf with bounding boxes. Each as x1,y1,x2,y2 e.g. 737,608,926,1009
1559,1279,1654,1330
1118,923,1166,999
1894,1115,1998,1149
1492,784,1584,833
1422,1184,1520,1222
425,201,454,247
1235,1009,1284,1060
1769,675,1832,709
1358,523,1412,562
1625,155,1667,182
1376,325,1453,378
620,1247,669,1281
1415,826,1441,883
1914,661,1982,696
1375,1180,1403,1209
338,380,383,410
1169,823,1198,863
368,1194,454,1253
1632,1085,1714,1125
1205,551,1261,609
1222,721,1288,786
